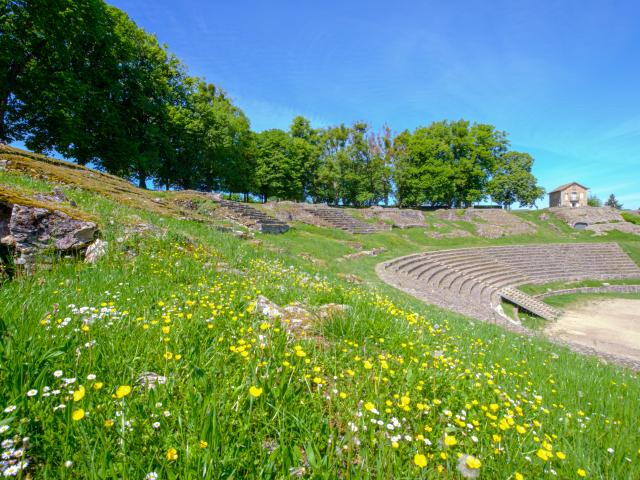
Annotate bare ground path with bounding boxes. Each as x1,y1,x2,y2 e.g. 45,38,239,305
545,298,640,363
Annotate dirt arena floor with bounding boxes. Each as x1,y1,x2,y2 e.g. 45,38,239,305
545,298,640,363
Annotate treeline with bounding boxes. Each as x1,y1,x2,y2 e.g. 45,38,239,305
1,1,544,208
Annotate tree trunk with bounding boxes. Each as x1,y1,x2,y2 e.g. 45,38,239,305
137,172,147,190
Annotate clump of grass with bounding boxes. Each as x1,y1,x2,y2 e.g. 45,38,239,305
622,212,640,225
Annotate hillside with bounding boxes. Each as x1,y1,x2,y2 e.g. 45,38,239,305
1,146,640,479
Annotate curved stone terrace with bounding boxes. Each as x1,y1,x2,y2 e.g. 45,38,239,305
377,242,640,330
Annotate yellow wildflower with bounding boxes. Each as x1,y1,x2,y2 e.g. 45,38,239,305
466,456,481,469
115,385,131,398
414,453,427,468
72,408,85,421
166,448,178,461
443,434,457,447
249,386,263,398
73,385,85,402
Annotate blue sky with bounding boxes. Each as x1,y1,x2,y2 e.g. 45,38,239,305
109,1,638,207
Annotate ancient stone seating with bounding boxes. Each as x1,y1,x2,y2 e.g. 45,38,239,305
302,205,389,234
356,206,425,229
437,208,536,238
218,200,289,233
378,243,640,326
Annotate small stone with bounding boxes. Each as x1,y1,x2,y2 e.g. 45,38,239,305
254,295,283,319
137,372,167,390
315,303,349,319
84,239,108,264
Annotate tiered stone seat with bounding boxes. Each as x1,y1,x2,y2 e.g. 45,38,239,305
378,242,640,326
302,205,389,234
218,200,290,233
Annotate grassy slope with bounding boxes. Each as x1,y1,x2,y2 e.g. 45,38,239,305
543,292,640,309
1,157,640,478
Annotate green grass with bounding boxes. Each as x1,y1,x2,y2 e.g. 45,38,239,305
1,166,640,478
519,279,640,296
622,212,640,225
543,292,640,309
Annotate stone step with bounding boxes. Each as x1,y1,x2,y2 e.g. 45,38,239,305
499,287,561,320
218,200,290,234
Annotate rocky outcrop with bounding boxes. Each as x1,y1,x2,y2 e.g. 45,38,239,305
0,202,98,272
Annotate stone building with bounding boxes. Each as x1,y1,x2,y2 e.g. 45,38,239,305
548,182,589,208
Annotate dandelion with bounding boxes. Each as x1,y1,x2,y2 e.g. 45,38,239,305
556,451,566,460
166,447,178,461
249,386,263,398
413,453,427,468
93,382,103,390
577,469,587,477
115,385,131,398
199,440,208,448
104,419,114,427
515,473,524,480
72,408,85,421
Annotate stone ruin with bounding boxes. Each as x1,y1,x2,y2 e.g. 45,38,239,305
550,207,640,236
436,208,537,238
354,206,426,229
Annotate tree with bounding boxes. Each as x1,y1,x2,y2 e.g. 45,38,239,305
0,0,117,145
487,151,545,208
0,1,190,188
587,195,602,207
311,122,392,206
289,116,320,200
254,129,305,201
392,120,509,207
604,194,623,209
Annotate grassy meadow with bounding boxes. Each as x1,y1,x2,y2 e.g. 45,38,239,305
1,166,640,479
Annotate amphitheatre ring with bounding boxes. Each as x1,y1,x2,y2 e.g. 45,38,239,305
376,242,640,370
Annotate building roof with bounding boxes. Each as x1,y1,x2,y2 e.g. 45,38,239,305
548,182,589,194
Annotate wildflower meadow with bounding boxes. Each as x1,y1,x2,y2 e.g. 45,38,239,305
0,173,639,478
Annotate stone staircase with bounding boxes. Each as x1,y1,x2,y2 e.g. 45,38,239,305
498,287,561,320
218,200,289,233
302,205,388,234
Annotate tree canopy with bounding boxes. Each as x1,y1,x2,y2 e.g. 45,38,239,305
1,1,545,207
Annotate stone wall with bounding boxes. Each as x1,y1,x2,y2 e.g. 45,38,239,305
534,284,640,298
